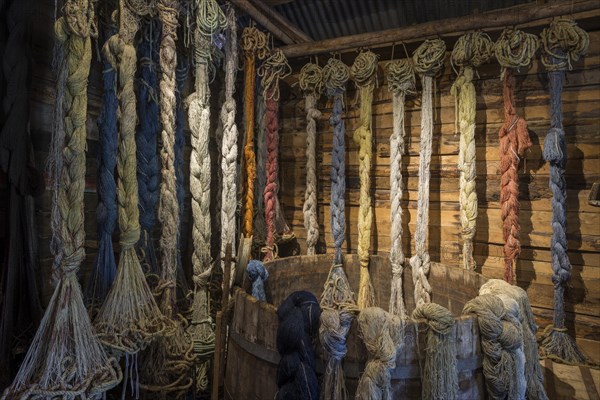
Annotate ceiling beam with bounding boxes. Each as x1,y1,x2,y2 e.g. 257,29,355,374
280,0,599,58
229,0,312,44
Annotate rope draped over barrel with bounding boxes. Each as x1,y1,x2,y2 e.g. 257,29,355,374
410,39,446,308
2,0,122,397
356,307,404,400
351,50,378,309
258,48,291,261
412,303,458,400
386,58,415,318
94,0,168,356
450,32,493,270
539,19,589,365
494,28,537,284
247,260,269,301
300,62,324,255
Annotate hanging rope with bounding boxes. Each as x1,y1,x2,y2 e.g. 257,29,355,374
247,260,269,301
494,28,537,284
220,5,239,289
539,19,589,365
258,48,291,261
135,18,161,276
410,39,446,307
300,62,324,255
2,1,122,397
386,58,415,318
412,303,458,400
94,0,169,356
254,83,268,248
351,50,378,309
451,32,493,270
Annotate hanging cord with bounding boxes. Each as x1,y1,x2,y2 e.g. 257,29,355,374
450,32,493,270
410,39,446,307
94,0,170,356
386,58,415,319
258,48,291,261
494,28,537,284
351,50,378,309
2,0,122,398
539,19,589,366
299,62,324,255
253,84,268,247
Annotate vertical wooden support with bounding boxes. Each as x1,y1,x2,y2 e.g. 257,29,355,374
212,243,233,400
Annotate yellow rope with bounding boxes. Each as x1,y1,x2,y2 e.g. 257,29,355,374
541,19,589,71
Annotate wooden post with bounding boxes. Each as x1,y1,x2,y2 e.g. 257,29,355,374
212,243,233,400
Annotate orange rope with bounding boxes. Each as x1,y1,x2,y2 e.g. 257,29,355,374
243,50,256,238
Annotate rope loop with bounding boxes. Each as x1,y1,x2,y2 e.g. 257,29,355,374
494,28,538,73
258,48,291,101
541,19,589,71
386,58,416,96
412,38,446,77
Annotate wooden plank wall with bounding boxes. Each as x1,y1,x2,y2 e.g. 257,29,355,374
277,30,600,360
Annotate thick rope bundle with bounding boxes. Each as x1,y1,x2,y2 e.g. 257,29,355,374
386,59,415,318
355,307,404,400
258,48,291,261
247,259,269,301
2,1,122,397
494,28,537,284
410,39,446,307
351,50,378,309
451,32,493,270
220,5,239,288
412,303,457,400
300,62,324,255
480,279,548,399
135,18,161,275
276,291,321,400
94,0,168,356
539,19,589,365
254,87,268,246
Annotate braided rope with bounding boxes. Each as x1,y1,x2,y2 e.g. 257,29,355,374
386,59,415,318
351,50,378,309
300,62,323,255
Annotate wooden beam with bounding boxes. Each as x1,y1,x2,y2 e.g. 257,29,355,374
281,0,599,58
229,0,312,44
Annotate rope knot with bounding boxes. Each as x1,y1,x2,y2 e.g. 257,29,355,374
351,50,378,88
541,19,589,71
413,38,446,77
299,62,324,97
386,59,416,95
323,58,349,97
259,49,291,101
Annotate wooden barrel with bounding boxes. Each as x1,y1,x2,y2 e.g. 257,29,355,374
224,254,488,399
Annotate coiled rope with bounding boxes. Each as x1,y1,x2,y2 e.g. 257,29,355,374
494,28,537,284
300,62,324,255
451,32,493,270
539,19,589,365
2,1,122,397
410,39,446,307
386,58,415,318
351,50,378,309
258,48,291,261
412,303,458,400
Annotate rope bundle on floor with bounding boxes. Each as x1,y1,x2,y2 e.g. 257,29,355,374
386,58,415,318
451,32,493,270
351,50,378,309
247,260,269,301
300,62,324,255
539,19,589,365
276,291,321,400
494,28,537,284
2,1,122,397
410,39,446,307
412,303,457,400
356,307,404,400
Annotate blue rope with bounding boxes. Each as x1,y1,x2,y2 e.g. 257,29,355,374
85,23,118,309
246,260,268,301
135,18,161,275
329,88,346,265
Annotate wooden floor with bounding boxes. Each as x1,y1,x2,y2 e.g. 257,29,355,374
543,359,600,400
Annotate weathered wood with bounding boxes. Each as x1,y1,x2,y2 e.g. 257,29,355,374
212,244,233,400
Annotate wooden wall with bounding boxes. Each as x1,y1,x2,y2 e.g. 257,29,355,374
277,30,600,360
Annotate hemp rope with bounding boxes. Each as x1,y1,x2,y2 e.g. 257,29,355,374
410,39,446,307
480,279,548,399
254,85,269,248
412,303,458,400
300,62,324,255
386,58,415,318
351,50,378,309
258,48,291,261
94,0,169,356
2,1,122,397
451,32,493,270
220,5,239,289
356,307,404,400
539,19,589,365
494,28,537,284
